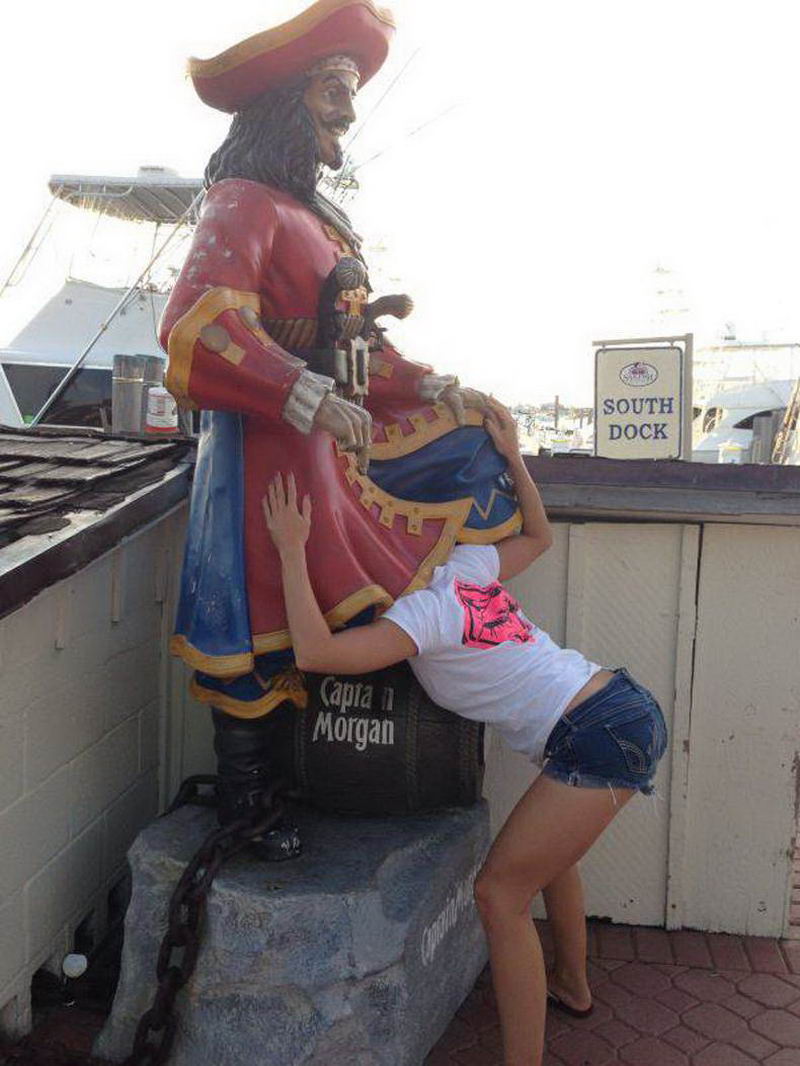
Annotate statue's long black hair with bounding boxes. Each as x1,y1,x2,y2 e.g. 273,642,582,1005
204,82,318,202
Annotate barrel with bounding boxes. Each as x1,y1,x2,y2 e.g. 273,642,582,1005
291,662,484,815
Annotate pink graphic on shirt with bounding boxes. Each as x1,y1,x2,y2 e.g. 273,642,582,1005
454,579,535,649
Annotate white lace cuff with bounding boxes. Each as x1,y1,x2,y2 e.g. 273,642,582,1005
283,370,335,434
419,373,459,401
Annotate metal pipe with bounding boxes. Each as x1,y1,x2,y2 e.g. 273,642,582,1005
0,196,59,301
682,333,694,460
593,334,690,346
57,184,136,203
30,189,204,427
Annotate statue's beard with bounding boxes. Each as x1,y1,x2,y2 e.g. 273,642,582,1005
204,84,325,202
327,141,345,171
313,117,350,173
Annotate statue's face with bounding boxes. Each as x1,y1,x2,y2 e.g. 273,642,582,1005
303,69,358,170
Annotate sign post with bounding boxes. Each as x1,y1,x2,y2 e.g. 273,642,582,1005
593,333,693,460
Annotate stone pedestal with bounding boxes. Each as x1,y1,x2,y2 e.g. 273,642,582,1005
95,802,490,1066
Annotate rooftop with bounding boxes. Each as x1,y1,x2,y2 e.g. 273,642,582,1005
0,426,192,618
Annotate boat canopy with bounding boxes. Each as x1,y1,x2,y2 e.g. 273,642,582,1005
1,279,168,369
48,166,203,224
699,379,794,414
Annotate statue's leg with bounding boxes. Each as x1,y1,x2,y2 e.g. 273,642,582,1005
211,706,301,861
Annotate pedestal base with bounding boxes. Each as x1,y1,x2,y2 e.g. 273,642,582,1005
95,802,490,1066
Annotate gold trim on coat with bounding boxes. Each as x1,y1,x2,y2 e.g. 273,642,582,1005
190,672,308,719
165,287,262,404
251,583,393,654
369,405,485,460
458,511,522,544
170,634,255,677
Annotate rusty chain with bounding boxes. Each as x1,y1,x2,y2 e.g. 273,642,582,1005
123,777,288,1066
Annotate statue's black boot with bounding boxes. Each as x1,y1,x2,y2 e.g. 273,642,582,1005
211,708,301,861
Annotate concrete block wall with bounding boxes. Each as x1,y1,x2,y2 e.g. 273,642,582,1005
0,510,184,1037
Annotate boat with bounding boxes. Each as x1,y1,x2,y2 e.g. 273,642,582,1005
0,167,202,429
692,379,793,463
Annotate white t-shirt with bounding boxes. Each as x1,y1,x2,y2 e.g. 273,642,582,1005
383,544,601,765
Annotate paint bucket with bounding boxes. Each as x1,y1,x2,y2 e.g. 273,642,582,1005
145,385,178,435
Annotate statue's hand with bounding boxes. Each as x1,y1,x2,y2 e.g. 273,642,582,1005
439,384,490,426
313,393,372,474
366,293,414,324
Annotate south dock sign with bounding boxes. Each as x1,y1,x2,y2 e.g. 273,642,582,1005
594,336,692,459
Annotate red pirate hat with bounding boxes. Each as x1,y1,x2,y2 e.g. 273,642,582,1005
189,0,395,113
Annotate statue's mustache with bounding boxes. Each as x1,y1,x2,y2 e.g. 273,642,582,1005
323,119,351,135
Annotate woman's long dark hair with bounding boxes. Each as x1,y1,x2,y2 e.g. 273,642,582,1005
204,82,318,202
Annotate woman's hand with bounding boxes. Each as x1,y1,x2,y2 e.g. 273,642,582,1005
263,472,312,555
484,397,522,464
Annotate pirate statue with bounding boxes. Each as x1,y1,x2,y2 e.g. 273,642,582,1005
160,0,520,857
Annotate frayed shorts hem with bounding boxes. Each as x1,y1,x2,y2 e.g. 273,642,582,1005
539,763,657,796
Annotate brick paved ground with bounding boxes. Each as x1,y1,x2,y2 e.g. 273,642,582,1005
425,919,800,1065
5,919,800,1065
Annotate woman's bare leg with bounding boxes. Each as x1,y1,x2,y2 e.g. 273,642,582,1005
542,864,591,1010
474,775,635,1066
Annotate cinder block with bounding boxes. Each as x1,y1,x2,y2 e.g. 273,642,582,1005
76,887,109,953
0,694,24,811
103,770,159,881
70,717,140,837
0,766,73,899
102,638,161,733
22,628,157,785
0,976,32,1039
0,894,25,993
24,671,109,790
61,556,113,639
1,585,61,668
26,819,104,963
41,926,71,976
121,532,163,613
112,602,163,651
8,637,89,721
138,700,160,774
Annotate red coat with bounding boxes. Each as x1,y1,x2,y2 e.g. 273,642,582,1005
160,180,514,700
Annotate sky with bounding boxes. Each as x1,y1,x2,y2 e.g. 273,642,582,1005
2,0,800,405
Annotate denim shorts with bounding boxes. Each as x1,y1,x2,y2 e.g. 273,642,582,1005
541,668,668,795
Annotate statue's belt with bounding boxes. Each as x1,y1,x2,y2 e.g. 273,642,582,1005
297,341,369,400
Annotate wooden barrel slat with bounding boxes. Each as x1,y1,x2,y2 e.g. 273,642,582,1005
287,662,484,815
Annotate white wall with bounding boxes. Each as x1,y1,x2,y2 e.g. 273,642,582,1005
483,522,693,928
0,507,186,1037
681,525,800,935
484,519,800,937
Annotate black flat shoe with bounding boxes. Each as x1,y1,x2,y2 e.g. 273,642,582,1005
546,990,594,1018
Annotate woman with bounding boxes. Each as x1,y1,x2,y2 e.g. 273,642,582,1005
262,398,668,1066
